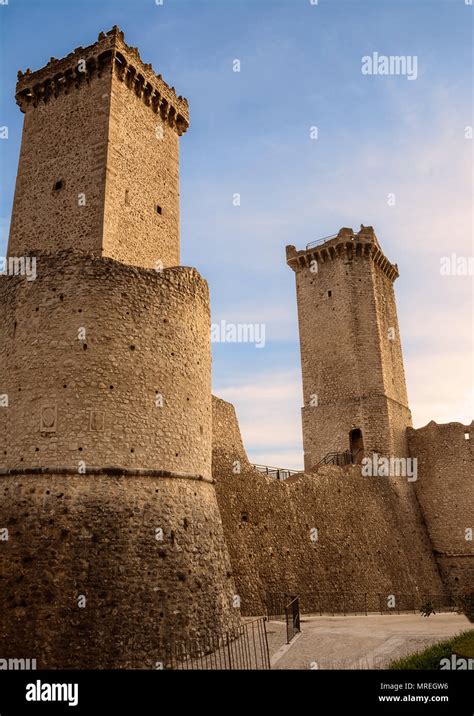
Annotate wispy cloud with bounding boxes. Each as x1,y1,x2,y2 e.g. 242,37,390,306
214,371,304,469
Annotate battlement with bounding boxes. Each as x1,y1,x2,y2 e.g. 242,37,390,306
408,419,473,435
15,25,189,135
286,224,399,282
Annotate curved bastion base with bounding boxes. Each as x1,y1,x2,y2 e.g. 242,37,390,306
0,251,240,667
0,470,239,668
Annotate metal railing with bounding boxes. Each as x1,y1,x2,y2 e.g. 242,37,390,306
253,448,364,477
296,592,457,617
164,617,270,670
316,450,353,467
252,464,302,481
306,234,339,251
266,592,301,643
266,592,288,620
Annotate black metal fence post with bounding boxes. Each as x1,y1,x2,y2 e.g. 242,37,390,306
284,595,301,643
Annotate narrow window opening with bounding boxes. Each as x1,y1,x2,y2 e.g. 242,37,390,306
327,290,332,298
156,205,162,215
53,179,63,192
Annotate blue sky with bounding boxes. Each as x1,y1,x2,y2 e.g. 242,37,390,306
1,0,472,468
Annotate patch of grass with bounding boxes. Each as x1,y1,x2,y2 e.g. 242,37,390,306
388,630,474,670
453,631,474,659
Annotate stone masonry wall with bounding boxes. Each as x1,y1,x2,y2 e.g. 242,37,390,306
0,251,239,667
372,265,412,457
7,71,111,259
0,251,211,476
8,27,188,269
103,60,181,268
288,230,412,470
407,421,474,596
1,27,238,669
212,397,444,615
0,471,239,668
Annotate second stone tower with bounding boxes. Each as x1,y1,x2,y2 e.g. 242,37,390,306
287,226,412,471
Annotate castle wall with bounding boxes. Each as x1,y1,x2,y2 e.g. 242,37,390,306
212,397,444,615
407,421,474,596
0,252,239,666
0,471,238,668
3,23,467,669
0,252,211,476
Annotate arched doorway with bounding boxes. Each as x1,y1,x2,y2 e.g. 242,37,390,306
349,428,364,464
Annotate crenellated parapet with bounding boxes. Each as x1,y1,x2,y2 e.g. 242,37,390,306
286,224,399,282
15,25,189,135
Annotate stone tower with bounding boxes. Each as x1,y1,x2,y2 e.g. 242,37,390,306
287,226,412,471
0,28,239,668
8,26,188,269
